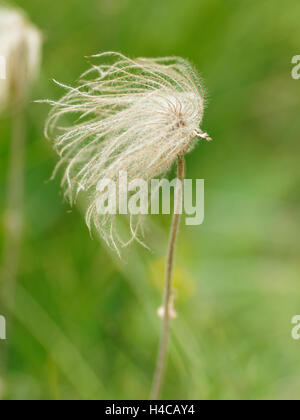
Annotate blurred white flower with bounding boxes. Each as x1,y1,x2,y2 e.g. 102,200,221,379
0,7,41,110
44,52,211,252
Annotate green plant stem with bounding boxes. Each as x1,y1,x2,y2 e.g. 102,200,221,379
150,154,185,400
0,106,26,303
0,104,26,392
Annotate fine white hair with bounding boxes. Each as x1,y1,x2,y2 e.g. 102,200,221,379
44,52,209,253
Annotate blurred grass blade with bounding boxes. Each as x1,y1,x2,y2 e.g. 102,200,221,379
8,285,106,399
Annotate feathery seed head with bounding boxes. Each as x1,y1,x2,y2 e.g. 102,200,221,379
0,7,41,110
44,52,210,252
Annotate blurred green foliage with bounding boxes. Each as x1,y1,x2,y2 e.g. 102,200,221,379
0,0,300,400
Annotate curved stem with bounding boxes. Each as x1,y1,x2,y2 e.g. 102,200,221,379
150,154,185,400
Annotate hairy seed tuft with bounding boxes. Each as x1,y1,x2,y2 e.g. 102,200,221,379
43,52,210,253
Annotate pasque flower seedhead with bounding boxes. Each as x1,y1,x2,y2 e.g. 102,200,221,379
44,52,210,252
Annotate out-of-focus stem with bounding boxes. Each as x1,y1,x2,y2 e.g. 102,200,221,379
0,41,27,303
0,104,26,304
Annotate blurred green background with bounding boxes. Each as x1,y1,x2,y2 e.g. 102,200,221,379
0,0,300,400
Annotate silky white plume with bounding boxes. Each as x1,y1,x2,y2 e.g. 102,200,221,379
44,52,210,252
0,7,41,109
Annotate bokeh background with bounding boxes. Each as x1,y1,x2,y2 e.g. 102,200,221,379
0,0,300,400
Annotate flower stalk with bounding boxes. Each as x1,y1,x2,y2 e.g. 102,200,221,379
1,103,26,302
151,154,185,400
